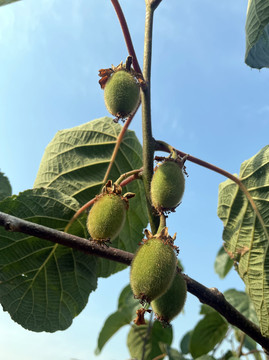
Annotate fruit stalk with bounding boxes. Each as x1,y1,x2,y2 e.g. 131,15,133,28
110,0,142,74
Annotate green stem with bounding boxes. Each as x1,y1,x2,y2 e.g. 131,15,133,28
155,140,269,242
115,168,143,185
157,214,166,233
141,3,159,234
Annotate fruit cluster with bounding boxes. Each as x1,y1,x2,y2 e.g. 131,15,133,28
92,60,188,326
129,154,187,326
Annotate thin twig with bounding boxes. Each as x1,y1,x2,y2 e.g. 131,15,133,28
141,311,154,360
111,0,142,74
155,140,269,242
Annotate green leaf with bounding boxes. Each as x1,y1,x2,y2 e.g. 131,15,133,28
0,172,12,201
34,117,148,278
127,321,173,360
0,0,20,6
117,284,139,314
0,188,97,332
95,309,132,355
160,344,186,360
220,351,237,360
95,285,140,354
200,304,216,315
195,356,216,360
214,246,233,279
189,312,228,358
218,146,269,335
224,289,258,325
245,0,269,69
180,330,193,354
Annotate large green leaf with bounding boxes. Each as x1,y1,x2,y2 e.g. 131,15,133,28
127,321,173,360
34,117,148,277
218,145,269,336
0,0,20,6
0,188,97,332
0,172,12,201
189,312,228,358
95,284,140,354
245,0,269,69
224,289,258,325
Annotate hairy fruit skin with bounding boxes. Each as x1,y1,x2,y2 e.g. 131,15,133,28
87,193,127,242
104,70,140,119
130,236,177,303
151,270,187,326
151,160,185,213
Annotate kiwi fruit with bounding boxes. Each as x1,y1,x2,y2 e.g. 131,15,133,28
151,158,185,213
151,269,187,326
87,180,134,243
130,227,177,304
104,69,140,119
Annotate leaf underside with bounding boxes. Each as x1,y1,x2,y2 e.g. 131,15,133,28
245,0,269,69
0,117,147,332
0,188,97,332
34,117,148,277
218,145,269,336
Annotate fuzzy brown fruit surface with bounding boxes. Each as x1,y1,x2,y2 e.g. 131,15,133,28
151,270,187,326
130,228,177,304
104,70,140,119
151,159,185,213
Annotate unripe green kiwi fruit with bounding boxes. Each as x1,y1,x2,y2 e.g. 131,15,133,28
104,70,140,119
87,181,134,242
130,228,177,304
151,159,185,213
151,269,187,326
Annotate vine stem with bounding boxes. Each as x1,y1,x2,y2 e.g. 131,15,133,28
155,140,269,242
1,211,269,352
141,3,159,234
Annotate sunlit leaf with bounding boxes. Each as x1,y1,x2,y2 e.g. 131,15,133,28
0,172,12,201
0,188,97,332
245,0,269,69
218,146,269,336
34,117,148,278
189,312,228,358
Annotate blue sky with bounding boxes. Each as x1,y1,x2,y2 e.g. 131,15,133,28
0,0,268,359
